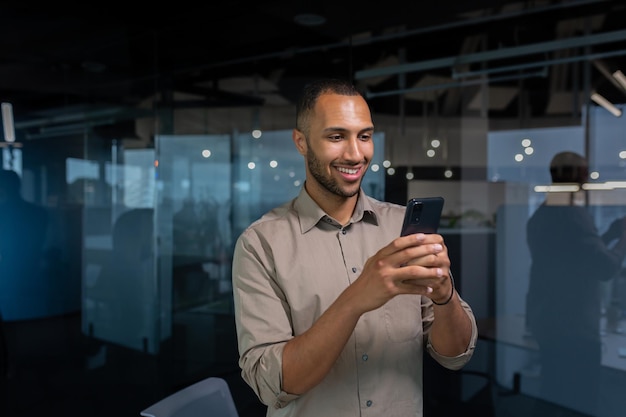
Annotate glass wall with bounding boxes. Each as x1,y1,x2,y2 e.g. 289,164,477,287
79,128,387,359
486,104,626,417
1,12,626,417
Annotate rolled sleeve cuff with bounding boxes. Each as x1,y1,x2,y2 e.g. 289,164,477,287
426,307,478,371
272,391,300,409
241,342,302,408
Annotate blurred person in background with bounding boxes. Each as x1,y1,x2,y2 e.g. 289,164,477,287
526,151,626,416
0,169,48,378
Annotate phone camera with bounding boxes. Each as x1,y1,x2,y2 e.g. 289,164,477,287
412,204,423,223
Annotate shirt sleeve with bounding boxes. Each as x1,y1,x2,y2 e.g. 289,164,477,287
232,228,301,408
422,290,478,371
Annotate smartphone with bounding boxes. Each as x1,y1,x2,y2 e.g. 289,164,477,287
400,196,444,236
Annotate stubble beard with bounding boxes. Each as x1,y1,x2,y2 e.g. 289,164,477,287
306,148,361,198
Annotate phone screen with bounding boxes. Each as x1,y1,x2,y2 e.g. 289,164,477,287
400,197,444,236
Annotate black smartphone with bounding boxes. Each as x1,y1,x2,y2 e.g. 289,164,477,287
400,197,444,236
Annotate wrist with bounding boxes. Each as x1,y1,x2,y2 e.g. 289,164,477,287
432,273,455,306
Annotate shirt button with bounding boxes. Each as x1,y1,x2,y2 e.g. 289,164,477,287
362,354,368,361
352,267,357,273
341,229,347,235
366,400,373,407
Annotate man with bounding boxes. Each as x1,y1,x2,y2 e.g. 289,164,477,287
526,151,626,415
232,78,477,416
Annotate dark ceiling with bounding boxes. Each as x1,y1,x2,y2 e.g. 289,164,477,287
1,0,626,135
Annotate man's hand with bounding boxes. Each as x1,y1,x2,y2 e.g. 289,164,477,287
350,233,450,313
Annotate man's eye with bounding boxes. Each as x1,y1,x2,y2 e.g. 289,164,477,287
329,135,343,141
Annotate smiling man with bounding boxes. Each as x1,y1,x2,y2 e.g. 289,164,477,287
231,78,477,417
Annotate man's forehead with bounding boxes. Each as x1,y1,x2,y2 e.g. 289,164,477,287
314,94,372,122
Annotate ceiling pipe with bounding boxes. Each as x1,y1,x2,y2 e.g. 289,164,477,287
366,68,547,99
452,48,626,79
14,107,153,131
356,29,626,80
368,49,626,100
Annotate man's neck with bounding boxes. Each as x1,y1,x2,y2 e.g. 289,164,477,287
304,182,359,226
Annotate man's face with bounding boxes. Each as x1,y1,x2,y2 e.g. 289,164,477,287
293,93,374,199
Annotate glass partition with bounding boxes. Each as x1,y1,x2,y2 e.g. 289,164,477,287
82,141,164,354
79,129,386,373
485,104,626,417
3,16,626,416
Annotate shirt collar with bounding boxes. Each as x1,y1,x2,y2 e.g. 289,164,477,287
294,185,378,234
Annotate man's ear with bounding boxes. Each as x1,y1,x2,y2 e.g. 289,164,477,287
292,129,307,156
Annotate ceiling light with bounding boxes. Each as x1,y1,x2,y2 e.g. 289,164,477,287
612,70,626,91
605,181,626,188
534,184,580,193
590,92,622,117
581,182,614,190
1,102,15,142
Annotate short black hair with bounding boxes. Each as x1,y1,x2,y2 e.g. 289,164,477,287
295,78,364,135
549,151,588,183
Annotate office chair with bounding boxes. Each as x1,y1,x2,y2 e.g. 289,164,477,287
140,377,239,417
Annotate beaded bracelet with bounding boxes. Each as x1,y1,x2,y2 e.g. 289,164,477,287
432,273,455,306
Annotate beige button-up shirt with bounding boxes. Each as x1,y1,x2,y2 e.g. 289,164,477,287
232,187,477,417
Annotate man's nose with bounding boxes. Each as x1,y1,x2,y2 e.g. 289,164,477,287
343,137,363,160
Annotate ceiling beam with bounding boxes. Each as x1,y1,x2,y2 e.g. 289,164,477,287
355,29,626,80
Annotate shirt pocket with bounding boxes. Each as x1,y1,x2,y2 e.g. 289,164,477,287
383,294,421,343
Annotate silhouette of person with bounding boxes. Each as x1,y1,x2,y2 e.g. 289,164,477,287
0,170,48,282
0,169,49,299
0,169,48,377
526,151,626,415
88,208,156,352
173,198,203,256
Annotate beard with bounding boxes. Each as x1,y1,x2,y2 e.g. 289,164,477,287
306,146,361,198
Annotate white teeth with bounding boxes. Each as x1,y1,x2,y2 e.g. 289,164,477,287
337,167,358,174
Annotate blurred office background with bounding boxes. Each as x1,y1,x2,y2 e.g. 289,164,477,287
0,1,625,416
